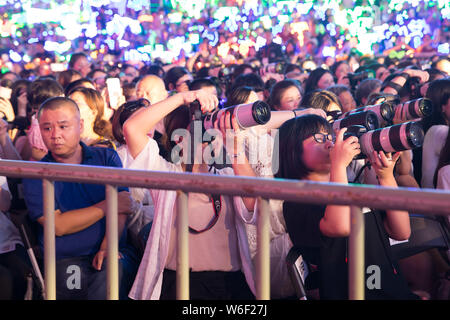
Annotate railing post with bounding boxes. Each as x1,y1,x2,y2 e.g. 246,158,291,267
176,190,189,300
348,206,365,300
256,197,270,300
106,185,119,300
43,179,55,300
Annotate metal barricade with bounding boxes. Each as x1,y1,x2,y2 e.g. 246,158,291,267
1,159,449,300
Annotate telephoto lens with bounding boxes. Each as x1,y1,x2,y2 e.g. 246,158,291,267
392,98,433,123
203,100,272,130
332,110,379,132
339,101,395,127
359,121,424,156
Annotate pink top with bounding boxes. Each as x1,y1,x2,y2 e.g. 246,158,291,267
165,192,240,272
27,115,48,152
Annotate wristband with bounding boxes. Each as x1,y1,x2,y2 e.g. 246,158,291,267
381,81,403,94
397,72,410,82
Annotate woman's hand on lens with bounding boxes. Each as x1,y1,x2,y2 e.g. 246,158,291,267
331,128,361,168
214,110,244,158
183,89,218,113
296,108,327,119
369,151,402,182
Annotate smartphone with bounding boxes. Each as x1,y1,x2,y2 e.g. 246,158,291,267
0,86,12,100
106,77,121,109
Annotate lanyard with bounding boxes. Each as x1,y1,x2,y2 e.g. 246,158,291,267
188,166,222,234
188,193,222,234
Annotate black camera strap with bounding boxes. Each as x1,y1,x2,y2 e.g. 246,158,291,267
188,166,222,234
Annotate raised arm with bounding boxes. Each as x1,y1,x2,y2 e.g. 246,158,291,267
0,119,21,160
123,90,218,159
320,128,361,237
369,151,411,240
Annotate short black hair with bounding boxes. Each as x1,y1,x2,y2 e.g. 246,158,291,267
37,96,80,120
228,73,264,96
28,78,64,111
164,66,190,90
68,52,89,69
268,79,303,111
274,114,331,180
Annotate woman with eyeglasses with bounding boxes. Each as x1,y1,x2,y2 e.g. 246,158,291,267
123,88,258,300
275,114,418,300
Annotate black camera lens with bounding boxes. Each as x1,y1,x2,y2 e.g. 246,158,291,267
379,102,395,122
251,101,272,125
366,114,377,130
418,98,433,117
406,121,424,148
334,110,379,131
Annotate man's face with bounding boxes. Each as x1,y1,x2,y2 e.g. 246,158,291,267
39,103,83,161
74,57,91,78
121,66,139,85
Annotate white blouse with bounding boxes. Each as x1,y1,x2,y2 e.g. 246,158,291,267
126,138,256,300
422,125,449,189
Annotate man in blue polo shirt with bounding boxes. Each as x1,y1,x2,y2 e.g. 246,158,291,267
22,96,135,300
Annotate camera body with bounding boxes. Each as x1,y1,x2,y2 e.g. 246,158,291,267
333,110,379,132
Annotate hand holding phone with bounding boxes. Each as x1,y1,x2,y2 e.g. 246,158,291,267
106,78,122,109
0,86,12,100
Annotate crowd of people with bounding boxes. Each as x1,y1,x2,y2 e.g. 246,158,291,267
0,0,450,301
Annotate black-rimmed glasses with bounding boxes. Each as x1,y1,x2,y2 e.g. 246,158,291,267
313,133,335,144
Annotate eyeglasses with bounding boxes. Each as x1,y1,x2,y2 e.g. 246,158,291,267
313,133,335,144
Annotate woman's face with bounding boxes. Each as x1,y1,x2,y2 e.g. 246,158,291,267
301,129,334,174
375,67,389,81
317,72,335,89
443,97,450,123
174,74,193,92
278,86,302,111
69,92,96,137
338,91,356,113
335,63,351,80
245,91,259,104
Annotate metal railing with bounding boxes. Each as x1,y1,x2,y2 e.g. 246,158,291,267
1,159,449,300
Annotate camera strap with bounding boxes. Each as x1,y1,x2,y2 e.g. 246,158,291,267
188,166,222,234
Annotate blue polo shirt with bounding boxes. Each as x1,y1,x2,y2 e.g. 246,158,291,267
23,142,129,260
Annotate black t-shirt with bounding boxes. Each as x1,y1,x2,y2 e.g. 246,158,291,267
283,201,419,300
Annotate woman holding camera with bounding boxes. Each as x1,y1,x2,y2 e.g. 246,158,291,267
123,88,257,300
276,114,417,299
